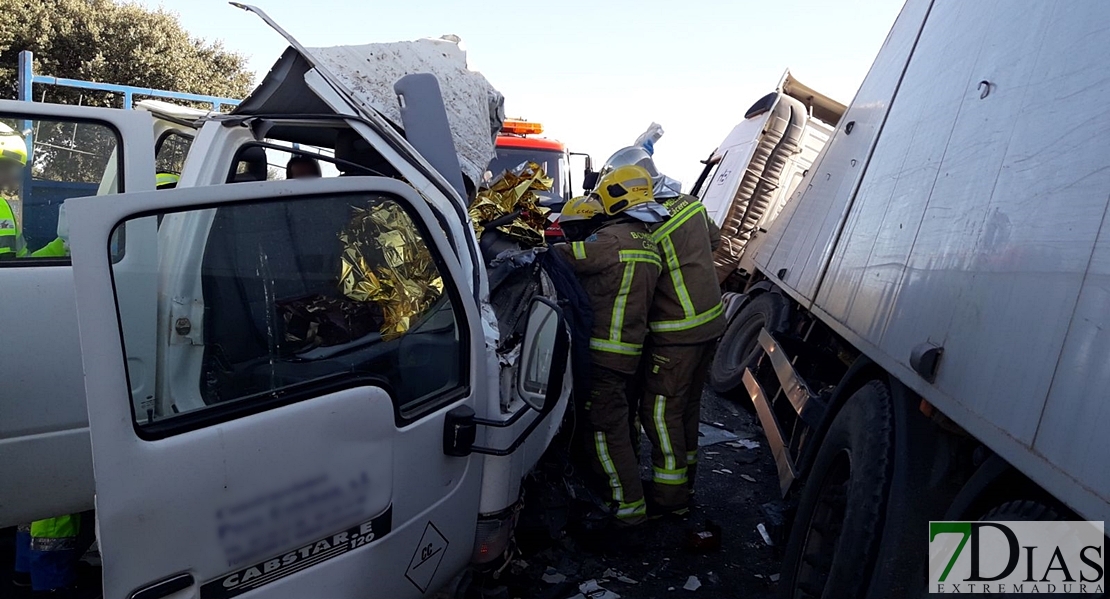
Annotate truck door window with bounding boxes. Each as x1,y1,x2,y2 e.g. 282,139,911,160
112,192,467,437
0,117,120,262
229,143,341,183
155,131,193,176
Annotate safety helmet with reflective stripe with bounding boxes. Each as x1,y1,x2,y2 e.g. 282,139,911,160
0,123,28,167
559,195,605,223
156,172,180,189
593,164,653,216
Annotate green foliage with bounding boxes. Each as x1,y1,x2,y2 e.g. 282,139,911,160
0,0,253,183
0,0,252,104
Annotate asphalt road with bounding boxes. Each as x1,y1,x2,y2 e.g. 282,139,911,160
1,389,784,599
457,387,787,599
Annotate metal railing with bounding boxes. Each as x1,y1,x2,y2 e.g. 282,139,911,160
16,50,241,111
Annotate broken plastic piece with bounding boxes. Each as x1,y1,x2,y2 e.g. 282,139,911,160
683,576,701,591
685,520,722,553
571,580,620,599
542,569,567,584
757,523,774,546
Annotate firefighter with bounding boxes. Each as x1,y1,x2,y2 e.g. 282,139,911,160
600,145,724,515
556,165,666,526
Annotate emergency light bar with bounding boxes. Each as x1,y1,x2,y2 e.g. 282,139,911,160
502,119,543,136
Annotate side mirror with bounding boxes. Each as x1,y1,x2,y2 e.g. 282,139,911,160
443,296,569,457
517,297,563,411
582,169,599,192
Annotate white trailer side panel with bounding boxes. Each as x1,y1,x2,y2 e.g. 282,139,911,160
752,0,934,299
758,0,1110,519
819,0,1063,445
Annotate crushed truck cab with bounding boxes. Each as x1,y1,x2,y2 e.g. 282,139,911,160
3,7,572,599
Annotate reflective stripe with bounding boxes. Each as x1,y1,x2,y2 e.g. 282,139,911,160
651,200,704,243
653,466,688,486
617,498,647,519
571,241,587,260
686,450,698,464
589,338,643,355
610,262,634,342
594,432,624,502
30,537,77,552
649,302,724,333
652,395,676,471
660,236,696,318
618,249,662,267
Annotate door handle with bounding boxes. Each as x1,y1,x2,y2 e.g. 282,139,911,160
129,573,195,599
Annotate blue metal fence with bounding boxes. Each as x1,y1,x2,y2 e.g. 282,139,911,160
12,50,243,244
16,50,241,111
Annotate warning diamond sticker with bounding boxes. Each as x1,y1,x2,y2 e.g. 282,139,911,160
405,521,449,593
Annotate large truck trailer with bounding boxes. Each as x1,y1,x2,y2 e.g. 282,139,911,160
703,0,1110,596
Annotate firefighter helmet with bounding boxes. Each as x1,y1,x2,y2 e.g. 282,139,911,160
593,164,653,215
559,195,605,222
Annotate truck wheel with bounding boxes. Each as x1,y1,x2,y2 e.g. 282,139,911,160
779,381,893,599
710,292,789,394
970,501,1062,599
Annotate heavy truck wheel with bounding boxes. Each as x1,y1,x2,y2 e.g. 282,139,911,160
778,381,894,599
710,292,789,394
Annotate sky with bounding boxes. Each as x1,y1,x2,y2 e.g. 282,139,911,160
138,0,905,191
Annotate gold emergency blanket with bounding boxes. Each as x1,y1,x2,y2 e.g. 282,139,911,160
338,202,444,341
469,161,552,246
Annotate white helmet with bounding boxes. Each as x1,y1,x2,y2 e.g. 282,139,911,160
600,145,682,200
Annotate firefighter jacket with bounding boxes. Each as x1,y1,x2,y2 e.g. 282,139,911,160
648,194,725,345
557,217,662,375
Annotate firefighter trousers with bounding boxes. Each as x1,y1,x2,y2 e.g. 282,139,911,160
585,365,647,523
640,341,715,508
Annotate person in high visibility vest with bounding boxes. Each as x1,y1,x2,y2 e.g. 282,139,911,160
556,165,669,526
599,144,725,517
0,123,28,259
13,171,181,592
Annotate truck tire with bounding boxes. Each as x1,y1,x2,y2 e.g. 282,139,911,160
710,292,789,394
779,381,894,599
970,501,1062,599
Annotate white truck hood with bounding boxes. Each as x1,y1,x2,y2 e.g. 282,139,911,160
307,37,505,189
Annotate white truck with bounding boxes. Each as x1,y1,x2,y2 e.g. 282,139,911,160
2,7,571,599
701,0,1110,596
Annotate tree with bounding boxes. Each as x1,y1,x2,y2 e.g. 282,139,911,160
0,0,254,182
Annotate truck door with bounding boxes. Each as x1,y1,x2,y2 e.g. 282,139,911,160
0,100,155,527
67,177,492,599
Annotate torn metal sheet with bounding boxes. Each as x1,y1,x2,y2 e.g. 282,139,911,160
307,37,505,189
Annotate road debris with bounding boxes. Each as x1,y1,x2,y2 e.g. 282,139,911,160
683,576,702,591
685,520,722,553
720,468,733,474
769,574,781,583
740,474,757,483
542,568,567,584
697,422,739,447
572,580,621,599
757,523,774,546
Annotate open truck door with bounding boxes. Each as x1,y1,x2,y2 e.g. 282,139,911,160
0,101,156,527
66,175,566,599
